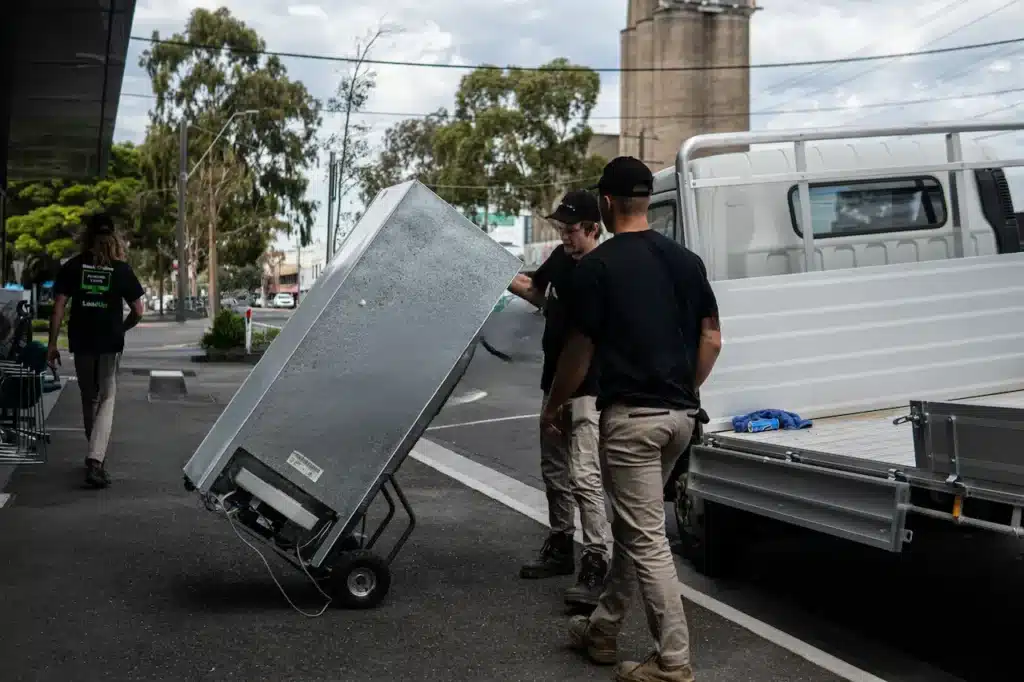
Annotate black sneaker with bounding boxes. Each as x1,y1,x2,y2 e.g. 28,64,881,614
519,531,575,579
85,459,109,489
564,551,608,608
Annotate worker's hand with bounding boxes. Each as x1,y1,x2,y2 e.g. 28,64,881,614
540,403,565,439
46,345,61,369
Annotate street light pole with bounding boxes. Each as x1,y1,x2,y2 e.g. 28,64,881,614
176,117,188,323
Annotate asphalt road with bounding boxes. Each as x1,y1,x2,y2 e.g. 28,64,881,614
428,297,1023,682
0,363,844,682
24,299,1017,680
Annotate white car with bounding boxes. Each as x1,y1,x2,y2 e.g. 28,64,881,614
272,292,295,308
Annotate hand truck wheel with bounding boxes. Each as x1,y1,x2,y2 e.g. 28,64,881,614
322,549,391,609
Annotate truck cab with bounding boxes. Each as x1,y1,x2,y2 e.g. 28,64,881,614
646,132,1021,279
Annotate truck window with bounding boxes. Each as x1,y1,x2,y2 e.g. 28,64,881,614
788,176,947,238
648,202,676,240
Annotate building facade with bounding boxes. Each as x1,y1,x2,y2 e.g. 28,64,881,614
620,0,760,170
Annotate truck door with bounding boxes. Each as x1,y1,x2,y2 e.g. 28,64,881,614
648,198,679,243
974,168,1021,253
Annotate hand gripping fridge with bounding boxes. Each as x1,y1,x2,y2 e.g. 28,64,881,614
183,181,523,610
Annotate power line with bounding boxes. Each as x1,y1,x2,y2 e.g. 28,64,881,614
761,0,969,96
813,0,1021,102
121,85,1024,122
127,34,1024,73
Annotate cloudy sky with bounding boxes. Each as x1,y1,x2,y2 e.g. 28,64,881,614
113,0,1024,248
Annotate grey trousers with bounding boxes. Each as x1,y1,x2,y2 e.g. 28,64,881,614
74,353,120,463
588,404,697,668
539,393,610,557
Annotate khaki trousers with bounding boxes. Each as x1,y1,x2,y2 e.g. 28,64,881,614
588,403,697,668
74,353,120,463
539,393,610,557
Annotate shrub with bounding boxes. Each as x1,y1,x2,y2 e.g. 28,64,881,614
31,319,49,333
251,327,280,349
201,309,246,350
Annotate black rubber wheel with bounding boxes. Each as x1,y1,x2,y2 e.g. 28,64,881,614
674,476,738,579
322,550,391,609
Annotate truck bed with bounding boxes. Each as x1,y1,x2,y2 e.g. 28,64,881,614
711,389,1024,468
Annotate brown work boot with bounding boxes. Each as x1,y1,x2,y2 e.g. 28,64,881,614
567,614,617,665
614,653,695,682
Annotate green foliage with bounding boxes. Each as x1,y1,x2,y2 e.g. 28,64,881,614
200,308,246,350
360,58,607,217
219,263,262,292
140,7,322,246
251,326,280,349
3,141,143,285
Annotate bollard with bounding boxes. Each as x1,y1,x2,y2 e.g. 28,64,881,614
245,307,253,354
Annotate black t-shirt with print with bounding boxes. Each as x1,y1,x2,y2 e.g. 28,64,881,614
53,253,145,355
568,230,718,411
531,245,599,397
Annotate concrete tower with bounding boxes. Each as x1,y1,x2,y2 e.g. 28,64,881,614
620,0,761,170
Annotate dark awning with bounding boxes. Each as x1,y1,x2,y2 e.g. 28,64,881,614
2,0,138,183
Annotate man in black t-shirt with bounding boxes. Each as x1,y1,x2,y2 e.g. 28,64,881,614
506,189,611,609
542,158,722,682
48,213,145,489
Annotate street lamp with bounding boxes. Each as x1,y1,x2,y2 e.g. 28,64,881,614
175,109,259,322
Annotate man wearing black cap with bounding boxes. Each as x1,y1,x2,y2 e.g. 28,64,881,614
541,157,722,681
506,188,611,609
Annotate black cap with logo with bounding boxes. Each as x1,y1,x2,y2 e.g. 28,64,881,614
545,189,602,225
597,156,654,198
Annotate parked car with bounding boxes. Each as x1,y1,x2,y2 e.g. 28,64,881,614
272,292,295,308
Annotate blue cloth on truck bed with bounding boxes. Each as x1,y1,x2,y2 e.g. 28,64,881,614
732,409,812,432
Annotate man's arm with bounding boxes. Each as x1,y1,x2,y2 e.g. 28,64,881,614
48,295,67,350
507,273,546,308
693,258,722,388
121,265,146,332
695,314,722,388
545,329,594,410
123,298,144,332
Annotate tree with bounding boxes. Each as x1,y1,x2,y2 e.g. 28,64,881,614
358,109,450,207
4,142,143,285
360,58,607,218
324,24,392,253
139,7,322,252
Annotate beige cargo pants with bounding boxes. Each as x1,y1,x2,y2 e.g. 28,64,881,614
74,353,120,463
539,393,610,557
588,403,697,668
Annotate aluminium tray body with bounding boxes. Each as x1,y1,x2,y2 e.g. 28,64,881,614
183,180,523,536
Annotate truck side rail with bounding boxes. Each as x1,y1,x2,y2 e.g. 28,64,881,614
693,433,1024,552
675,121,1024,280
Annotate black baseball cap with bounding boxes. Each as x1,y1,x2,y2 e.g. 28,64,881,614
545,189,601,224
597,156,654,198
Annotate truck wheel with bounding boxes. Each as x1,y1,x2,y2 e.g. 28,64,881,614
322,550,391,609
674,477,736,578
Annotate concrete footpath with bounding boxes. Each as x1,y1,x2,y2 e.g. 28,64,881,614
0,366,843,682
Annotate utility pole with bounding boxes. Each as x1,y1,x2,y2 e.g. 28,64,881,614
326,151,336,262
296,232,302,305
176,118,188,323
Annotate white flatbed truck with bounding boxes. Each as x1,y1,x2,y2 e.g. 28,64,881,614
644,121,1024,575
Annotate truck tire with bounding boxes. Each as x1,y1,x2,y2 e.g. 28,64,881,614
674,476,737,578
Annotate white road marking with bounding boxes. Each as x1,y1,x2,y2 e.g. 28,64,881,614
0,493,10,508
410,437,889,682
130,343,197,352
426,413,539,431
446,390,488,407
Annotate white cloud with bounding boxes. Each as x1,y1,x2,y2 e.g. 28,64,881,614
114,0,1024,249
